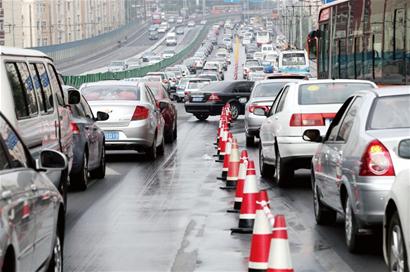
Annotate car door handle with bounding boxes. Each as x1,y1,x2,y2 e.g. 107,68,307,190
1,190,12,200
30,184,37,192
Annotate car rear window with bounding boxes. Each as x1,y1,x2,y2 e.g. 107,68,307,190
368,95,410,130
188,81,210,89
282,53,306,66
253,82,288,97
82,85,140,101
298,83,373,105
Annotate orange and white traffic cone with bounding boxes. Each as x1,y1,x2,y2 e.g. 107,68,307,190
231,160,258,234
248,190,272,272
216,125,228,161
266,215,294,272
227,150,248,213
221,139,240,190
218,132,232,180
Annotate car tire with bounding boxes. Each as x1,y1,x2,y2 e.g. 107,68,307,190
273,145,292,187
157,135,165,156
194,113,209,121
90,145,106,179
146,136,157,161
387,212,408,272
173,120,178,140
259,143,275,178
71,152,88,191
47,228,63,272
246,134,254,146
312,175,337,225
345,195,361,252
229,102,240,120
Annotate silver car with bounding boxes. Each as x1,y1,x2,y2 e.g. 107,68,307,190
305,87,410,252
0,112,67,272
79,81,165,160
244,79,300,146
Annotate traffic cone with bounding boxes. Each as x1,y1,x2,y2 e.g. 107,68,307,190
231,160,258,234
220,139,240,190
217,132,232,180
227,150,249,213
248,190,272,272
266,215,294,272
216,125,228,161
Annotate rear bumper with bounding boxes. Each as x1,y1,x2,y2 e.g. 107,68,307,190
184,102,224,115
277,136,319,158
245,114,266,136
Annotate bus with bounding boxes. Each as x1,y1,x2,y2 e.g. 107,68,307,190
152,12,161,24
307,0,410,85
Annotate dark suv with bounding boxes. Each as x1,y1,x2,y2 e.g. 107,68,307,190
184,81,254,120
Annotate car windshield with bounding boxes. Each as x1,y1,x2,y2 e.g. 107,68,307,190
188,81,210,89
252,82,288,97
299,83,374,105
282,53,306,66
82,85,140,101
368,95,410,130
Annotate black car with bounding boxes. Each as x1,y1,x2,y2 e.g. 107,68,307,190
149,31,159,40
184,81,255,121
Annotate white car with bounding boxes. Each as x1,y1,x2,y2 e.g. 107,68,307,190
108,60,127,72
242,37,251,45
162,50,175,59
384,145,410,272
259,79,376,182
253,51,264,61
157,26,167,33
261,44,275,55
188,20,195,27
166,33,177,46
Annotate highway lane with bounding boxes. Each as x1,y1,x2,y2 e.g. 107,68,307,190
62,33,387,272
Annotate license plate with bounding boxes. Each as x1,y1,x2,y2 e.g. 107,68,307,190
104,131,119,140
192,97,203,102
325,118,333,127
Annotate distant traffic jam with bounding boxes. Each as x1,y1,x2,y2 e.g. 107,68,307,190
0,0,409,271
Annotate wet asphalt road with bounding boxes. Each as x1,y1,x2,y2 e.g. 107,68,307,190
63,39,388,272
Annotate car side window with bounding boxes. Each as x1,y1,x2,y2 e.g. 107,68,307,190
144,87,156,105
337,97,363,142
324,97,354,142
0,116,29,168
80,99,94,119
0,141,10,171
5,62,39,119
30,63,54,114
47,64,65,106
275,87,289,113
268,89,284,116
72,104,86,118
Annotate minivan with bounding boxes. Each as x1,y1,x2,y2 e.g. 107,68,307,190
0,46,81,206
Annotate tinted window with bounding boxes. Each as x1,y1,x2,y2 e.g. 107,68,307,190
82,85,140,101
0,117,29,168
187,81,210,89
16,63,38,115
30,63,54,114
281,53,306,66
71,104,86,118
80,99,94,119
368,95,410,129
276,88,289,113
325,97,354,142
0,143,9,170
252,82,287,97
298,83,373,105
48,64,64,106
337,97,363,141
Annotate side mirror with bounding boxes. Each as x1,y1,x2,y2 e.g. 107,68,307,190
96,111,109,121
68,89,81,104
398,139,410,159
159,101,168,110
253,108,266,116
37,149,67,170
302,129,322,143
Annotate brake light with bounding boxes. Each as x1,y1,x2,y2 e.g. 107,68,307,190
248,104,270,113
289,113,335,126
70,122,80,134
359,140,395,176
131,106,149,120
208,93,221,102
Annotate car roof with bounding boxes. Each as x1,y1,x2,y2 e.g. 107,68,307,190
355,86,410,97
80,80,141,88
294,79,377,87
1,46,50,59
254,79,302,85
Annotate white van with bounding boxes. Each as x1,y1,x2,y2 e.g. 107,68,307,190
0,46,81,205
256,31,270,47
261,44,275,55
278,50,310,74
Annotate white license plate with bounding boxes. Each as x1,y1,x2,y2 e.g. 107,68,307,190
104,131,119,140
192,97,203,102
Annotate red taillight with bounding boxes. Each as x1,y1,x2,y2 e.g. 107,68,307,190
131,106,149,121
70,122,80,134
248,104,270,113
163,79,169,84
208,93,221,102
184,91,191,96
359,140,395,176
289,113,335,127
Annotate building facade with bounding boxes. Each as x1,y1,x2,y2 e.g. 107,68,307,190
3,0,126,48
0,0,4,45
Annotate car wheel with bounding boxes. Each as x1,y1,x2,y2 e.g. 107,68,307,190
47,229,63,272
273,145,292,187
71,152,88,191
387,212,408,272
90,145,106,179
345,195,361,252
173,119,178,140
246,134,254,146
146,136,157,161
312,175,337,225
157,135,165,156
194,113,209,121
229,103,240,120
259,143,275,178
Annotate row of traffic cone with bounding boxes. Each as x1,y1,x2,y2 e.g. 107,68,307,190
214,107,294,272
